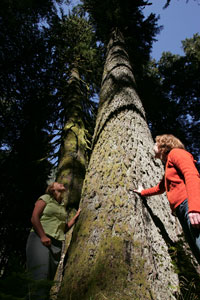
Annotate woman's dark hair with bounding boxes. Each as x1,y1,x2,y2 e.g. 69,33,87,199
46,182,55,196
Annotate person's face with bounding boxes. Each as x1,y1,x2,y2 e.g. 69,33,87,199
153,143,161,159
53,182,66,192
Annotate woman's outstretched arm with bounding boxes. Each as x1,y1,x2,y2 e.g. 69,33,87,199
65,208,81,231
133,177,165,197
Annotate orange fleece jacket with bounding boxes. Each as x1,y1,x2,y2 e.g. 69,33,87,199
141,148,200,213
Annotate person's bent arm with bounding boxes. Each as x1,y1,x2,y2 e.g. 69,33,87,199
31,199,51,246
65,208,81,232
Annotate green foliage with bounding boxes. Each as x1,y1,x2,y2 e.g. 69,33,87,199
51,9,103,98
138,58,185,142
0,271,29,300
0,0,60,274
50,9,103,160
168,236,200,300
0,268,54,300
81,0,161,80
163,0,200,9
141,34,200,166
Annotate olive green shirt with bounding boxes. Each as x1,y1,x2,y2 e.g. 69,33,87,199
32,194,67,241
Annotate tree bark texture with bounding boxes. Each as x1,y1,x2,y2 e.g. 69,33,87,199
58,29,185,300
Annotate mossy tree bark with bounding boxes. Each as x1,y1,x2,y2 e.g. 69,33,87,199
59,29,183,300
56,66,89,209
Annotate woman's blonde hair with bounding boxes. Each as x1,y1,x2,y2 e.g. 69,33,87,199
46,182,56,196
156,134,185,160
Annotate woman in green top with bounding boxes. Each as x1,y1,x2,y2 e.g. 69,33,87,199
26,182,81,299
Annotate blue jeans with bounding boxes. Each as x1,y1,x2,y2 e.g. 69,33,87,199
176,199,200,264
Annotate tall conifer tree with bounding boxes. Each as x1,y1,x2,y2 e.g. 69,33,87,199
49,12,103,296
54,12,102,209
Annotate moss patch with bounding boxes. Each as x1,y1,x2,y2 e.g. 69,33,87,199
168,237,200,300
58,233,152,300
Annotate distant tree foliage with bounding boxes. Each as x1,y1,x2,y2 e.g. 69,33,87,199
0,0,62,274
81,0,161,81
50,10,102,136
139,34,200,167
163,0,198,9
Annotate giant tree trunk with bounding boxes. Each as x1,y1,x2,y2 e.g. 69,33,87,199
58,29,186,300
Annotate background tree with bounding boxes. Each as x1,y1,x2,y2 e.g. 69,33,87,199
48,12,103,297
51,10,102,208
139,34,200,169
0,0,63,276
156,34,200,163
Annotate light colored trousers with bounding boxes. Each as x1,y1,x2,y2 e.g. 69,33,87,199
26,232,62,300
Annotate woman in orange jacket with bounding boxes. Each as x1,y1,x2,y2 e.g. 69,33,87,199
134,134,200,263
